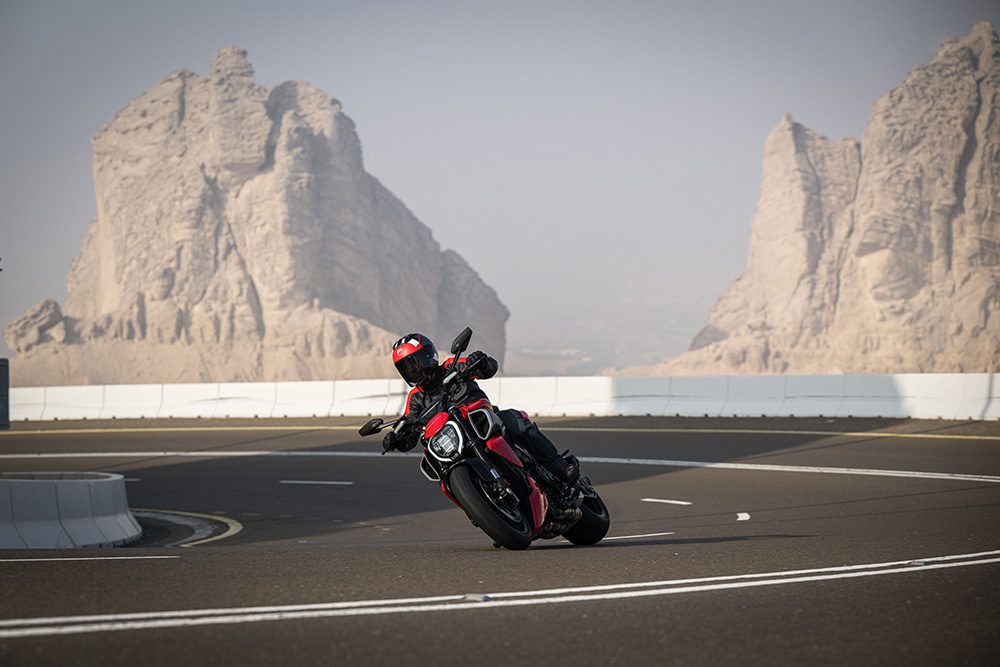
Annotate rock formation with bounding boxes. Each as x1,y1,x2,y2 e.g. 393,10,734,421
4,47,508,385
627,21,1000,375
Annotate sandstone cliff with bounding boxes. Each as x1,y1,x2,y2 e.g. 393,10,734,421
4,48,509,385
626,21,1000,375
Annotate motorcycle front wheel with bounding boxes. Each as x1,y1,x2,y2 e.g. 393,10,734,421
449,465,533,550
562,487,611,545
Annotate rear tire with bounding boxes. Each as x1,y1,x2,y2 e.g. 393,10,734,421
449,465,533,550
562,489,610,545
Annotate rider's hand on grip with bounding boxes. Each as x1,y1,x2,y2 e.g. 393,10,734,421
466,350,487,370
381,431,397,455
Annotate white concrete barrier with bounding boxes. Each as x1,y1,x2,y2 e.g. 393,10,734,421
383,379,410,416
6,374,999,422
42,386,105,420
158,383,220,418
213,382,277,418
610,377,672,416
330,379,395,416
891,374,968,420
552,377,614,416
722,376,788,417
0,472,141,548
664,376,729,417
10,387,45,421
840,375,913,418
493,377,558,417
100,384,163,419
781,375,846,417
272,381,335,418
956,373,1000,420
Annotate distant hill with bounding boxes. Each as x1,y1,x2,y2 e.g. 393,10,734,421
619,22,1000,375
4,47,508,385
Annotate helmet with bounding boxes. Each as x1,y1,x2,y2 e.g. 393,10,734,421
392,333,439,386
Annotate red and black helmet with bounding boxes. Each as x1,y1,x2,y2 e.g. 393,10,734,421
392,333,439,386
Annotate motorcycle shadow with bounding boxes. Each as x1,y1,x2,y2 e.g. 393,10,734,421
528,533,811,550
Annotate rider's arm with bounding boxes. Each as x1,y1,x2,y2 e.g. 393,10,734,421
461,351,498,380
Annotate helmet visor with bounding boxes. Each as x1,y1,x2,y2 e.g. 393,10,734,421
395,346,438,385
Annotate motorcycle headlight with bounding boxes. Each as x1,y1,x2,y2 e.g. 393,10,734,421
429,422,463,461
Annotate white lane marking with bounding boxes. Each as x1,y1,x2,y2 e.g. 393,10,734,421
124,478,141,482
602,532,676,541
132,509,243,548
2,450,996,484
1,551,998,638
3,425,999,442
280,480,355,486
578,455,1000,484
0,556,179,563
640,498,692,506
546,427,1000,442
737,512,751,521
0,594,468,628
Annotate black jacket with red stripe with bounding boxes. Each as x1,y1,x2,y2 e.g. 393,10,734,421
403,355,498,420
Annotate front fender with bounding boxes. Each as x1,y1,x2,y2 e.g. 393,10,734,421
441,458,498,509
446,458,498,486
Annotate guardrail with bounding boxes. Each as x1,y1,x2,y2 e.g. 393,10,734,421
7,374,999,421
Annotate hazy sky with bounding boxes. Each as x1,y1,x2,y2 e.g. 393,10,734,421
2,0,998,370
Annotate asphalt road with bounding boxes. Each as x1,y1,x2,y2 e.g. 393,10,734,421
1,416,998,666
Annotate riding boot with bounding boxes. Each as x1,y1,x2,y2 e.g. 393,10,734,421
498,409,579,484
524,423,579,484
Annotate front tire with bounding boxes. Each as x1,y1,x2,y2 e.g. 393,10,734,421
562,488,610,545
449,465,533,550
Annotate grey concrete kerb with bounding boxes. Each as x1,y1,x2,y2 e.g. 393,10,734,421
0,472,142,549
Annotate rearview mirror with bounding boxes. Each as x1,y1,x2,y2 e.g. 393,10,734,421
451,327,473,356
358,418,384,437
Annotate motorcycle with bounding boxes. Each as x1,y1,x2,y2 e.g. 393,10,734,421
358,327,610,550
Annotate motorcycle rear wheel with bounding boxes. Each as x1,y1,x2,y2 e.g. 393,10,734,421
562,488,610,545
449,466,533,550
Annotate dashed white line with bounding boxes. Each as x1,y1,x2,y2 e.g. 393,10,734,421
1,550,997,638
279,480,355,486
641,498,692,506
737,512,751,521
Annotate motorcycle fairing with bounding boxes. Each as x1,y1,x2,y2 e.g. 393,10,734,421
459,399,492,417
424,412,450,439
526,477,548,533
485,435,522,468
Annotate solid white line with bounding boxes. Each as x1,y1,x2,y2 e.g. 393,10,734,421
4,425,998,441
1,554,998,638
0,556,179,563
578,455,1000,484
1,450,995,484
640,498,693,506
737,512,751,521
0,594,468,628
279,480,355,486
602,532,676,541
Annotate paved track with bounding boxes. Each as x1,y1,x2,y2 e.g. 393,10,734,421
1,417,998,666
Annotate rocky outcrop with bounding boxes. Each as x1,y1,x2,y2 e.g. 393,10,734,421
626,22,1000,375
5,48,508,385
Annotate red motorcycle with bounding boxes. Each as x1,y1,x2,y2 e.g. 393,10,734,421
359,328,610,550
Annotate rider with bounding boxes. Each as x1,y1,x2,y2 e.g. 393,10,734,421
382,333,579,484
